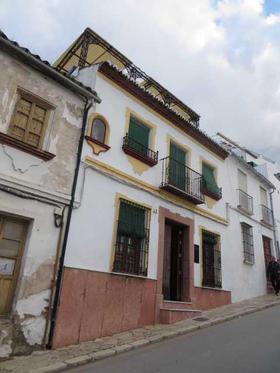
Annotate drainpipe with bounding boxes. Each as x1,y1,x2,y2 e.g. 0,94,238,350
269,189,278,258
46,98,93,348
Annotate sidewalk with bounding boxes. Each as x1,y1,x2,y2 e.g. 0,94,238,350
1,294,280,373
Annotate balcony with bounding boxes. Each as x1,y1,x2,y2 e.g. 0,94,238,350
122,134,158,166
237,189,253,215
160,156,205,205
202,182,222,201
261,205,273,226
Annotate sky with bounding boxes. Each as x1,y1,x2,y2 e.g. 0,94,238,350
1,0,280,160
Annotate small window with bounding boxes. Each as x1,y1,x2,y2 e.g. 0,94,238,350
91,118,106,144
202,163,220,198
113,199,150,276
241,223,254,264
9,89,52,149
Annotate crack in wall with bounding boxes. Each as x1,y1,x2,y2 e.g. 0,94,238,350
1,144,43,174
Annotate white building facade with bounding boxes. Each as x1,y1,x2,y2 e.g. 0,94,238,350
0,31,99,358
51,29,275,348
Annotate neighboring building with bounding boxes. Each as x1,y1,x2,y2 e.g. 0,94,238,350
223,151,275,301
50,28,273,348
0,31,100,358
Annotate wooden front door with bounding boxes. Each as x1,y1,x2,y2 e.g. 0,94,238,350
262,235,272,272
163,222,184,301
0,215,27,315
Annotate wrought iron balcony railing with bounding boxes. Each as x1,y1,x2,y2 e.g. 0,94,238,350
237,189,253,215
261,205,273,226
202,181,222,201
122,134,158,166
160,156,205,204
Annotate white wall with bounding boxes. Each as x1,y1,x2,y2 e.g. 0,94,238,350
65,71,274,309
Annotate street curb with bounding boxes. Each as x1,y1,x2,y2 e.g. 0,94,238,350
3,299,280,373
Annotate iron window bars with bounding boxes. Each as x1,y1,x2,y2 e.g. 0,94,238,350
113,199,150,276
237,189,253,215
260,205,273,226
122,133,158,166
241,223,254,264
160,156,205,204
202,232,222,288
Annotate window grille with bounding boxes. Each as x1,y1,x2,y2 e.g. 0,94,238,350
202,231,222,288
113,199,150,276
241,223,254,264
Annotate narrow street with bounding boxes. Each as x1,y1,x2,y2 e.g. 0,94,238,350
67,305,280,373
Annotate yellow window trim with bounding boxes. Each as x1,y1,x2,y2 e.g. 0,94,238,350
167,135,192,167
110,192,152,273
123,108,157,175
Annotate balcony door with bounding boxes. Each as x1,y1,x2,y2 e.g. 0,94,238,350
169,143,186,191
0,216,27,315
128,116,150,157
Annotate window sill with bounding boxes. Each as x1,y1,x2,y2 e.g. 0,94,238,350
0,132,55,161
260,219,273,228
199,285,224,292
237,205,253,216
202,188,222,201
111,271,148,280
85,136,110,150
122,144,158,167
243,259,255,265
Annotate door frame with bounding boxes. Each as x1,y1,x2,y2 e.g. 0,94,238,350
156,207,194,321
162,220,185,301
0,214,28,315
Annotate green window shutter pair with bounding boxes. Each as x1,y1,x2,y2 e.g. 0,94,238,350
169,143,186,190
202,163,220,195
118,201,146,238
128,116,150,156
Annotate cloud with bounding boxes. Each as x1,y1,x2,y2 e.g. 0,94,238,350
0,0,280,159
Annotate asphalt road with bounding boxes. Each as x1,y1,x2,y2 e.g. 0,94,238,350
67,305,280,373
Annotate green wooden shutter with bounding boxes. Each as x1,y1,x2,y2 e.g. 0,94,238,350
202,163,219,195
118,201,146,238
169,143,186,190
128,117,150,156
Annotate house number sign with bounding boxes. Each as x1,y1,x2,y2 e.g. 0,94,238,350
0,258,15,275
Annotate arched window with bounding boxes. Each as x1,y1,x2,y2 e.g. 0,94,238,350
91,118,106,144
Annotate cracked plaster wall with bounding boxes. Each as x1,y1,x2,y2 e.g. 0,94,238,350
0,51,84,195
0,50,87,356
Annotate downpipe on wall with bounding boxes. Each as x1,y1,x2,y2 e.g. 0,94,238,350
46,98,93,349
269,188,279,258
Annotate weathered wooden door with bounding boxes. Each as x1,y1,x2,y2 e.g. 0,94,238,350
0,216,27,315
262,235,272,272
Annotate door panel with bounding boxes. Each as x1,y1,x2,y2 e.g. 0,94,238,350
163,223,184,301
169,143,186,191
262,235,272,272
0,216,27,315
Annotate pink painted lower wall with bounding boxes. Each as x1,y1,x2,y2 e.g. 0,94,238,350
53,268,157,348
193,287,231,310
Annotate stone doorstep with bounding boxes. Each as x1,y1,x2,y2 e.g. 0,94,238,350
1,296,280,373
